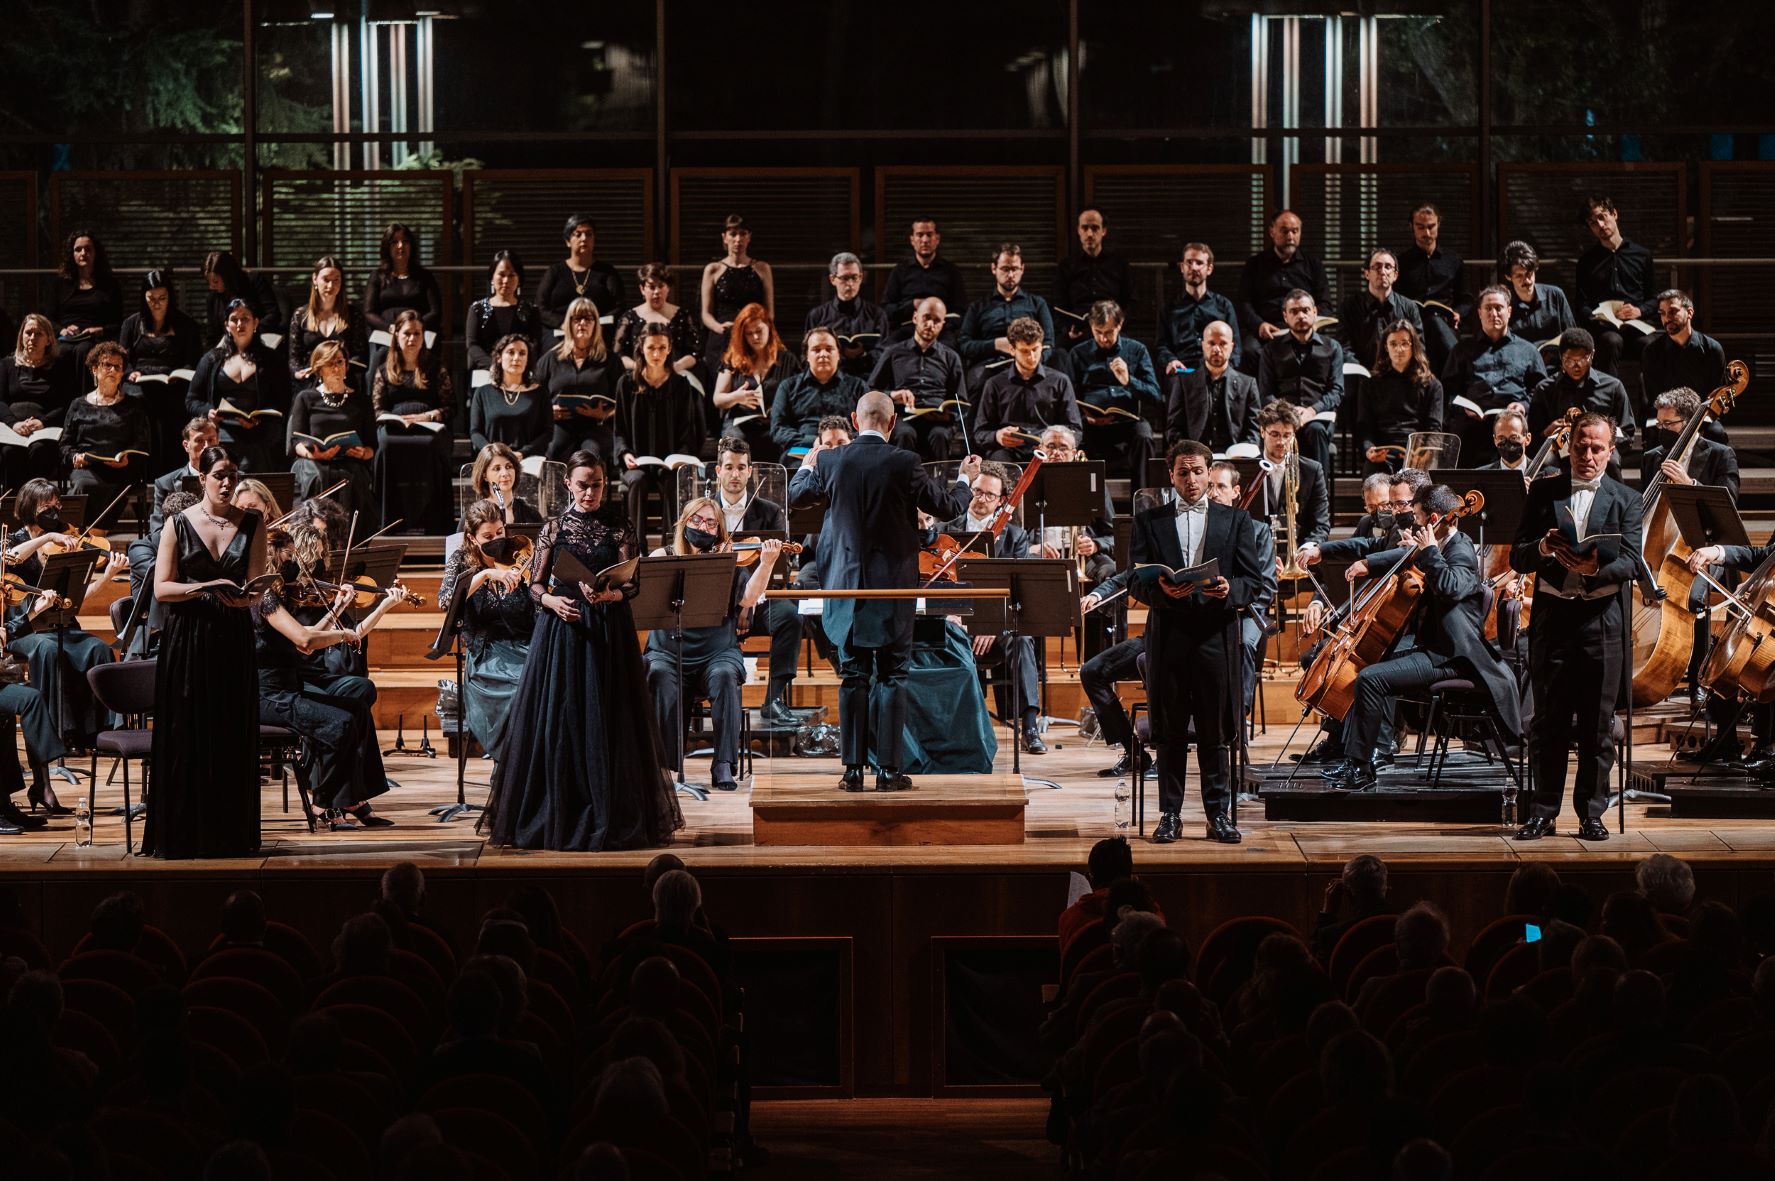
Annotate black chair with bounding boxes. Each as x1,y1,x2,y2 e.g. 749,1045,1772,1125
1408,589,1524,818
85,659,156,853
259,724,316,832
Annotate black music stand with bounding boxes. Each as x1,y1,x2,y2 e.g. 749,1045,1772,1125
37,549,104,782
1666,485,1751,551
1024,461,1107,535
424,565,483,823
630,553,740,801
1435,468,1529,551
956,557,1075,781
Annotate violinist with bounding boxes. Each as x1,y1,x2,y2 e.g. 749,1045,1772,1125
149,417,219,531
470,442,543,525
0,584,72,833
711,437,801,724
278,498,380,707
938,461,1044,755
1302,483,1522,794
438,498,536,756
646,498,784,791
4,479,125,759
1510,412,1644,841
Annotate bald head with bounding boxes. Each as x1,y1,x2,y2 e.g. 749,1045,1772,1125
856,390,896,431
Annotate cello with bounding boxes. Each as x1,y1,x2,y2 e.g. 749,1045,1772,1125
1296,489,1485,721
1699,548,1775,703
1629,360,1749,707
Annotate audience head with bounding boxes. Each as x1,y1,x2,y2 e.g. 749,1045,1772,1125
1506,863,1561,917
8,969,63,1034
1320,1029,1393,1105
652,868,703,931
286,1012,342,1074
203,1140,272,1181
1136,927,1191,996
643,852,686,890
1268,209,1304,257
1306,1000,1360,1051
1475,285,1511,339
629,956,681,1018
446,966,504,1038
574,1143,632,1181
816,415,854,448
1109,910,1165,969
1603,890,1671,961
333,912,393,975
1636,852,1696,914
990,243,1024,295
1424,965,1476,1027
1394,902,1450,970
506,885,563,950
1672,1073,1743,1147
220,889,267,945
1613,968,1668,1031
1138,1028,1202,1099
1391,1138,1454,1181
89,890,146,952
1571,934,1629,980
1691,899,1743,966
463,952,527,1025
381,861,427,912
476,918,537,975
1341,854,1389,911
1086,836,1134,888
1410,203,1441,252
379,1113,444,1178
592,1056,670,1124
605,1014,686,1083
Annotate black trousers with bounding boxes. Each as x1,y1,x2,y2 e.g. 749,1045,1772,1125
645,649,745,769
904,415,957,461
835,637,911,771
1345,650,1457,763
1587,318,1650,384
1420,313,1459,376
1156,740,1230,817
1294,420,1334,475
975,633,1040,726
744,599,801,704
1527,593,1625,823
621,466,675,541
0,682,66,796
1081,637,1144,748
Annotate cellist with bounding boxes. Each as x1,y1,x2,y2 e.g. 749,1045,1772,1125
1686,532,1775,776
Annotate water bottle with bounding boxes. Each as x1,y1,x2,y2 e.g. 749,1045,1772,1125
73,797,92,848
1113,777,1132,833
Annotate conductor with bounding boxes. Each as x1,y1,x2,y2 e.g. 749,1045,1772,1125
789,391,980,791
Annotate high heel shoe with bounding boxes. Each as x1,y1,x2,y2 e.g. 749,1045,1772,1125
27,782,72,817
347,804,394,828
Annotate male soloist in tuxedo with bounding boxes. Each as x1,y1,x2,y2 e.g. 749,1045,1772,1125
1510,412,1644,841
787,391,979,791
1133,440,1267,845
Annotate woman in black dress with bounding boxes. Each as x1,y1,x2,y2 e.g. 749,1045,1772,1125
46,230,123,386
0,315,75,486
711,302,795,463
145,446,263,859
469,442,543,525
188,299,291,472
538,213,625,334
363,223,443,375
288,256,367,392
468,334,550,459
201,251,286,346
60,342,151,529
289,340,379,530
371,309,455,534
699,215,774,373
487,452,678,851
536,297,619,465
120,269,204,468
465,250,543,374
438,498,535,755
613,262,702,378
614,325,706,541
1357,320,1446,475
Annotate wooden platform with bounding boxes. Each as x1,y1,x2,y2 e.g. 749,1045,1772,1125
749,766,1027,846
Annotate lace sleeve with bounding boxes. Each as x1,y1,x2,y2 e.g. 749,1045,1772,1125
527,518,558,607
615,514,642,600
438,549,465,609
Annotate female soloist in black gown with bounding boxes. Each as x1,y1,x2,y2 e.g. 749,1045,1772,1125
488,459,679,851
145,470,262,860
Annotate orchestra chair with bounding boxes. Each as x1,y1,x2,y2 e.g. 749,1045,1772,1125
86,658,157,852
1401,588,1524,802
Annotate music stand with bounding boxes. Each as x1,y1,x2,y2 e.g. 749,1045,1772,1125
630,553,740,800
37,549,104,781
956,557,1075,780
1024,461,1107,533
1665,485,1751,550
325,541,409,588
1434,468,1529,551
423,565,483,823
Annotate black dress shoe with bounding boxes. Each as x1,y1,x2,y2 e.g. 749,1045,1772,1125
1291,735,1345,764
875,771,914,792
1373,750,1396,771
0,799,46,830
1317,758,1351,780
1205,814,1242,844
1097,747,1152,778
1692,734,1744,764
838,766,866,792
1577,818,1610,842
760,700,798,726
1022,726,1047,755
1740,751,1775,776
710,762,738,791
1332,760,1378,792
1150,812,1182,844
1514,816,1556,841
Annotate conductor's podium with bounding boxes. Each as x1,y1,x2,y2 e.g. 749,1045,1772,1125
748,765,1027,846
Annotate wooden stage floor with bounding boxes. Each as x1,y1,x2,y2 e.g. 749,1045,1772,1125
8,721,1775,876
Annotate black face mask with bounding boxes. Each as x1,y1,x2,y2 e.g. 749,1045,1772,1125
1647,427,1679,455
34,507,60,531
684,526,719,553
480,536,516,564
1495,439,1525,463
1372,511,1395,532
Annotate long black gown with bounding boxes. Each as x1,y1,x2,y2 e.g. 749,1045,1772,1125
487,507,680,851
144,512,261,859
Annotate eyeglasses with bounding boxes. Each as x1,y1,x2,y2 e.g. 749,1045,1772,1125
93,360,123,371
687,514,719,529
973,489,1003,501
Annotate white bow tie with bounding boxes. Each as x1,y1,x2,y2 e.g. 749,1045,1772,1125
1570,480,1600,494
1176,498,1209,516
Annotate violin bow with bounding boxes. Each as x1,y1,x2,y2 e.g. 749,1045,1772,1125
267,479,348,532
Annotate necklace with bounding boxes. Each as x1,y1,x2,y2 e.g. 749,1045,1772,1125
199,505,236,531
571,263,591,297
320,386,349,409
501,384,523,407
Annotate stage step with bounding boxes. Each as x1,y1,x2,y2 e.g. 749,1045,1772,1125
748,765,1027,845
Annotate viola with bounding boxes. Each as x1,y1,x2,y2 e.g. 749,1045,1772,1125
294,574,423,610
918,533,964,584
0,572,70,611
731,537,803,568
920,451,1048,587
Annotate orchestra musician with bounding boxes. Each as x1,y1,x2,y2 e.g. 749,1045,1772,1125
1510,412,1644,841
437,498,537,757
1480,411,1535,478
645,499,785,791
1033,424,1114,584
0,581,70,834
1208,460,1277,715
787,391,979,792
708,436,802,724
1252,400,1331,545
1299,484,1522,792
1687,536,1775,774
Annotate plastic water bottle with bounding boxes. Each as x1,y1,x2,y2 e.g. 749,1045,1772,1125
73,797,92,848
1113,777,1132,833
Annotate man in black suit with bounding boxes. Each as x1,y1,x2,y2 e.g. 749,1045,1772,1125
788,391,979,791
708,436,802,724
148,417,219,531
881,218,966,347
1251,400,1331,547
1131,439,1268,845
1166,321,1259,453
1235,210,1329,372
938,462,1044,754
1306,483,1523,792
1256,290,1344,473
1510,412,1644,841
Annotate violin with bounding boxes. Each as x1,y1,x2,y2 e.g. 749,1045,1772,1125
293,575,423,610
0,572,70,611
730,537,802,567
482,533,534,579
40,531,112,558
920,451,1048,586
918,533,964,584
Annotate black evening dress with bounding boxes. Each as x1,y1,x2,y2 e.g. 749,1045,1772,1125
144,511,261,859
287,385,380,531
702,263,768,370
487,507,680,851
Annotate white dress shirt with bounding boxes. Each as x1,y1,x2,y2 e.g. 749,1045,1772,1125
1173,494,1210,567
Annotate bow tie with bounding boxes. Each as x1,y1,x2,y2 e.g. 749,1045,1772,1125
1176,498,1209,517
1570,480,1600,494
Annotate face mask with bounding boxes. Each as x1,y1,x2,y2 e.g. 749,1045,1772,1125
1647,427,1679,454
481,537,516,564
1495,439,1525,463
34,508,60,531
684,526,719,553
1372,511,1395,531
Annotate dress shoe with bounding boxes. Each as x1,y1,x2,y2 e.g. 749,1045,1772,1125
1331,760,1378,792
1373,749,1396,771
1097,747,1152,778
1022,726,1047,755
1317,758,1351,780
875,770,915,792
710,762,738,791
1291,735,1345,764
1150,812,1182,844
760,700,798,727
838,766,866,792
1691,733,1744,765
1514,816,1556,841
0,799,46,830
346,804,395,828
1205,814,1242,844
1577,818,1610,842
1739,751,1775,776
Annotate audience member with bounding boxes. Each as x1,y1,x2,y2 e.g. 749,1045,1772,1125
1637,852,1697,916
1311,854,1392,961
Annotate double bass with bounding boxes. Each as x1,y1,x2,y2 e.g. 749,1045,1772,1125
1296,489,1485,721
1629,360,1748,707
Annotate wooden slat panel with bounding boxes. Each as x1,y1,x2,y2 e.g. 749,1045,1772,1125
50,171,240,318
462,168,655,292
671,167,859,338
1498,162,1687,294
876,167,1067,313
0,172,39,320
1700,163,1775,340
1083,165,1273,334
1290,164,1477,313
